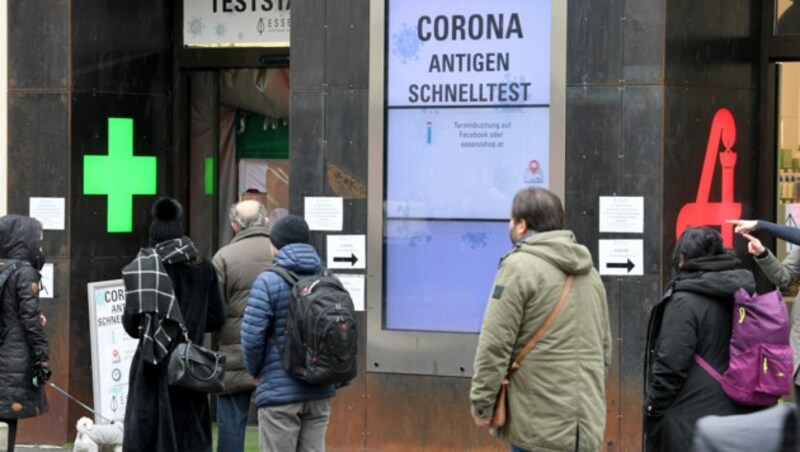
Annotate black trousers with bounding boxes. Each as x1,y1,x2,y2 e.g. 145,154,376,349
0,418,18,452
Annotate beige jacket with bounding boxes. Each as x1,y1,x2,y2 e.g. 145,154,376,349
212,225,273,394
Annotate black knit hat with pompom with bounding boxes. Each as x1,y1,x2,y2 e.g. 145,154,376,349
149,197,184,244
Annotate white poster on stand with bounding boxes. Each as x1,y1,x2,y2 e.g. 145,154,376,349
87,279,138,423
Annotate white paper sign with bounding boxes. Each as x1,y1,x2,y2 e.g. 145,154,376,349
599,196,644,233
87,280,139,423
183,0,290,47
337,274,365,312
29,197,65,231
39,263,54,299
305,197,343,231
327,235,366,270
598,239,644,276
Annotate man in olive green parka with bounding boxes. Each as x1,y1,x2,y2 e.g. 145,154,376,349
470,187,612,452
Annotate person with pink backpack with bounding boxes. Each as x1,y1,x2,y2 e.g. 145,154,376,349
644,227,763,452
729,218,800,396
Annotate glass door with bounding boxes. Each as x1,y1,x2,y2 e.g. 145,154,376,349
184,68,291,258
775,62,800,300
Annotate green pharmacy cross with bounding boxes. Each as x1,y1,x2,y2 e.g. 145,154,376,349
83,118,157,233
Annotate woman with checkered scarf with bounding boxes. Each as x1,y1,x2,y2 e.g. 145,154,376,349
121,198,227,452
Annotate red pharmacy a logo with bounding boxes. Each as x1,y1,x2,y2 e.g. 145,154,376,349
675,108,742,247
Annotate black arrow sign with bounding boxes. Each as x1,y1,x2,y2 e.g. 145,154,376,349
606,259,635,273
333,253,359,266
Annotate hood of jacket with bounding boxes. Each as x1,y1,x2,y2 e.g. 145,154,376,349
671,254,755,299
273,243,322,274
514,230,594,276
0,215,43,268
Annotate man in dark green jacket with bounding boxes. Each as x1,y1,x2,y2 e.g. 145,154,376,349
470,187,612,452
212,199,274,452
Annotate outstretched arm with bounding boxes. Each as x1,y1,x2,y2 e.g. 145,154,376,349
730,219,800,246
754,220,800,246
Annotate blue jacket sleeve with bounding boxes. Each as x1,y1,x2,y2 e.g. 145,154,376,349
757,220,800,246
241,273,274,377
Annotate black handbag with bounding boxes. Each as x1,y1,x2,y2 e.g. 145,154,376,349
167,327,226,394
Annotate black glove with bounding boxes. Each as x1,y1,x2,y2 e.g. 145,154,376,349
31,351,51,387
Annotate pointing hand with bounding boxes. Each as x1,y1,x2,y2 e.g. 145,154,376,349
726,219,757,234
741,232,765,256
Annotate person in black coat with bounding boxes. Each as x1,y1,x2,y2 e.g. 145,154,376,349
643,227,758,451
0,215,50,452
121,198,226,452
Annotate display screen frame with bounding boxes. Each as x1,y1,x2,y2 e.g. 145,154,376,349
367,0,566,377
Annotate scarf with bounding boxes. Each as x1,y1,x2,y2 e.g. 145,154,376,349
121,237,198,365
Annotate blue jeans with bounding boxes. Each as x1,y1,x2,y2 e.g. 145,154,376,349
511,447,529,452
217,390,253,452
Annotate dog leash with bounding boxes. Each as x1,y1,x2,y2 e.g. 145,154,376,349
48,382,113,423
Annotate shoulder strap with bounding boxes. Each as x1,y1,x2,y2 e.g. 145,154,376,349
267,266,300,286
0,261,21,292
508,274,574,374
693,354,723,383
317,267,332,277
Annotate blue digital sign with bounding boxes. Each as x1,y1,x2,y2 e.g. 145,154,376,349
384,0,552,333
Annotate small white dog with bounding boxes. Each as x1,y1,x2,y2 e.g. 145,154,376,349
73,416,124,452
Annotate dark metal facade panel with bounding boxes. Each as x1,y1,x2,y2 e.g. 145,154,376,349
365,373,505,451
617,276,661,452
289,90,327,200
17,256,72,443
7,92,70,259
324,88,369,189
290,90,327,252
71,0,171,94
602,278,622,451
69,92,170,258
291,0,327,89
567,0,623,85
621,85,664,274
326,312,367,449
8,0,69,89
325,0,369,89
622,0,666,84
665,0,758,89
564,85,623,258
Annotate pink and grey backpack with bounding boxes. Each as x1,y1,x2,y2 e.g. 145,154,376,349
694,288,793,406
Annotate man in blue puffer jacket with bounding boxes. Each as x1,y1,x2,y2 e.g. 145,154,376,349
242,214,336,452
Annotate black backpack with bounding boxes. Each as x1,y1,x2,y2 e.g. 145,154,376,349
268,266,357,385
